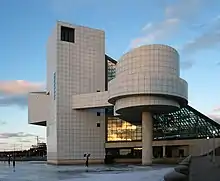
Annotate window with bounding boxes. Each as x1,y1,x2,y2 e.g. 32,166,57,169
97,112,101,116
53,72,56,100
61,26,75,43
107,117,142,142
97,123,101,127
107,60,116,82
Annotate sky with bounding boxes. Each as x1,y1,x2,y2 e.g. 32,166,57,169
0,0,220,151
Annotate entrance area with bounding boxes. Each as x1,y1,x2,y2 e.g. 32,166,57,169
105,145,189,164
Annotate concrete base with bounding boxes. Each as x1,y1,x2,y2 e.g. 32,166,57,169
142,112,153,165
114,158,182,164
114,158,141,164
47,159,104,165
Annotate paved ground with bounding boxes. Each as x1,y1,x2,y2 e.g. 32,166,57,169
190,156,220,181
0,161,173,181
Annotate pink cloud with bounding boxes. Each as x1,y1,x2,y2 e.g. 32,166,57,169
213,107,220,112
0,80,44,95
0,80,45,107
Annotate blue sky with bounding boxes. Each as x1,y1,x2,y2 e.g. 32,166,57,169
0,0,220,150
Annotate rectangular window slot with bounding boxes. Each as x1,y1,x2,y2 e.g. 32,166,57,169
61,26,75,43
97,123,100,127
53,72,56,100
97,112,101,116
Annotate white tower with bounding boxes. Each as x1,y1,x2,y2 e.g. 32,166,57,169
108,44,188,165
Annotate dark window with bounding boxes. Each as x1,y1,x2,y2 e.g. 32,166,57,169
97,112,101,116
61,26,75,43
97,123,101,127
53,72,56,100
97,90,100,92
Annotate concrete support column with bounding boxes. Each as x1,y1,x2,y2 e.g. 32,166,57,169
163,145,166,158
142,112,153,165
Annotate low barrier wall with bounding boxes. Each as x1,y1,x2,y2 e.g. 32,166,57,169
163,155,192,181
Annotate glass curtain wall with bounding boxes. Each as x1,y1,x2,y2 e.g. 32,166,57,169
107,117,142,141
105,55,141,142
107,59,116,82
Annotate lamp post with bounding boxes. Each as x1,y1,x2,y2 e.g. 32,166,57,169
84,153,91,168
207,136,209,157
212,131,216,163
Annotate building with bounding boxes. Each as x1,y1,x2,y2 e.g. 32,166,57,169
28,21,220,165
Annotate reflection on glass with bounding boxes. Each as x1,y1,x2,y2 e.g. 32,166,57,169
107,117,142,141
107,105,220,142
107,60,116,81
153,106,220,140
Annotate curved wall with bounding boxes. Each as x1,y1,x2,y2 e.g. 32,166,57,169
116,44,180,77
108,44,188,114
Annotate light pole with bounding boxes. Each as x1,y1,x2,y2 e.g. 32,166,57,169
207,136,209,157
212,131,216,163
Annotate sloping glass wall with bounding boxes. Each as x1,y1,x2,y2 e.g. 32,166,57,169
153,106,220,140
107,106,220,142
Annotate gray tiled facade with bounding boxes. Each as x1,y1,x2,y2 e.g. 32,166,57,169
47,22,106,164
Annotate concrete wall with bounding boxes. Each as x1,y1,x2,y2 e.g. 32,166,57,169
105,138,220,156
28,92,49,125
53,22,106,164
46,24,58,162
170,146,189,157
72,91,111,109
188,138,220,156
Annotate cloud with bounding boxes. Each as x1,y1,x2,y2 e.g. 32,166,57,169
0,120,6,125
128,0,205,50
165,0,201,20
0,80,44,108
0,142,7,145
19,140,32,143
208,106,220,123
182,16,220,54
180,60,195,70
189,23,206,30
0,80,44,95
0,95,28,108
213,107,220,112
164,0,220,22
129,18,180,49
0,132,36,139
141,23,153,31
